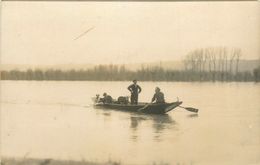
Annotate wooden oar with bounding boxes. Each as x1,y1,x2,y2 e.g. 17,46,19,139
138,103,151,112
178,105,199,113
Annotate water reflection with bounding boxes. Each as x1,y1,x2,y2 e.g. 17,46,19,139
102,112,111,122
95,109,112,122
151,115,176,131
102,112,111,116
130,114,177,142
187,114,199,118
96,109,178,142
150,115,177,142
130,116,146,142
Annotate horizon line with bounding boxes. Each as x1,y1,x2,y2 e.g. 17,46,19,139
2,0,257,2
1,58,259,66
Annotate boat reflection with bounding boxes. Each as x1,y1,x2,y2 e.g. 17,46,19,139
129,114,177,142
130,116,143,130
95,108,178,142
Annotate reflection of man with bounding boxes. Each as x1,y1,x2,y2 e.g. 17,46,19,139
151,87,165,103
127,80,142,104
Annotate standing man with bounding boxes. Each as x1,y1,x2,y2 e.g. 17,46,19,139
128,80,142,104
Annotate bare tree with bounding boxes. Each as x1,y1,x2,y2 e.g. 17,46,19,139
235,49,242,75
229,48,236,75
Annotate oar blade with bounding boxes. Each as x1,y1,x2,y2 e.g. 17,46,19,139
185,107,199,113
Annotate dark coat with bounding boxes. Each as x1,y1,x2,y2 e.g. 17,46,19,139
152,91,165,103
103,95,113,103
128,84,142,94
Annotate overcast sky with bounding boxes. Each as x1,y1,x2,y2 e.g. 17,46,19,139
1,2,260,65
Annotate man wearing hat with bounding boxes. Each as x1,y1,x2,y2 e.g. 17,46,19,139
127,80,142,104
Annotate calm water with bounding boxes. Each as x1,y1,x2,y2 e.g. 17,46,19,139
1,81,260,165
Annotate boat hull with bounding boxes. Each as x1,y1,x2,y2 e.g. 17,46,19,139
94,101,182,114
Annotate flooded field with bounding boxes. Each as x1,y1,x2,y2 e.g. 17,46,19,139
1,81,260,165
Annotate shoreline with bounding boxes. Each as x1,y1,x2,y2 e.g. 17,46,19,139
1,157,121,165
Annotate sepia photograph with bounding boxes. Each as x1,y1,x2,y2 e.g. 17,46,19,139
1,1,260,165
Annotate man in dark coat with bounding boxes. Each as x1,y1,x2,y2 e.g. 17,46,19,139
128,80,142,104
151,87,165,103
102,93,113,104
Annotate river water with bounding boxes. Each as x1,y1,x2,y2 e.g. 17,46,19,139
1,81,260,165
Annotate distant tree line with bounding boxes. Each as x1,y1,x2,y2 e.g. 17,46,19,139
0,65,258,82
1,47,259,82
253,66,260,82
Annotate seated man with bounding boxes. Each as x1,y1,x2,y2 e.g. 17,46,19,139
151,87,165,103
102,93,113,104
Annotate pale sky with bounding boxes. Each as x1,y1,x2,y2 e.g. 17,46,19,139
1,1,260,65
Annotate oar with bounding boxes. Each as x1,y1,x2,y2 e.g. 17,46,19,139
178,105,199,113
138,103,151,112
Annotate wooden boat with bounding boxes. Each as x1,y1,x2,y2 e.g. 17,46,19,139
93,101,183,114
